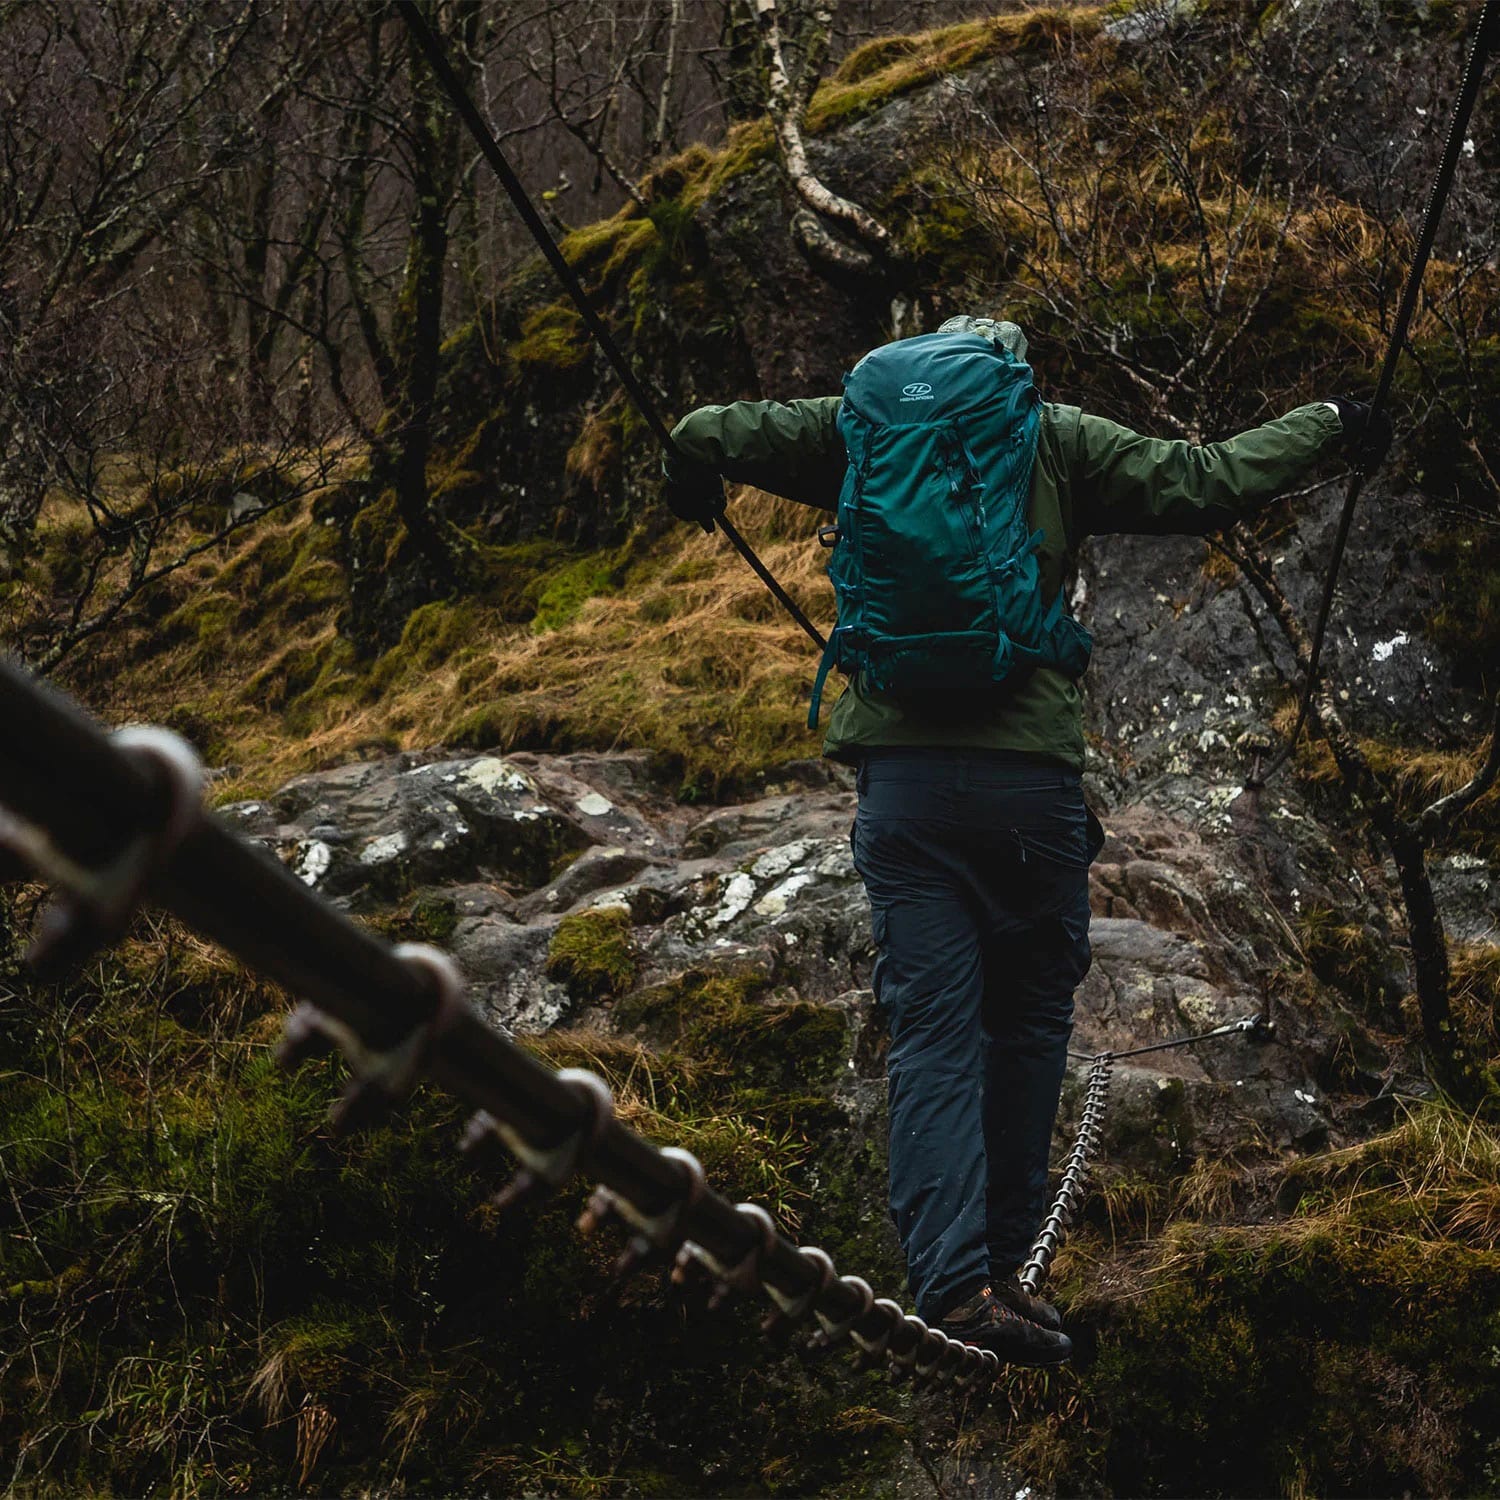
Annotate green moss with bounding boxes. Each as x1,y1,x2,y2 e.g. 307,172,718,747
1084,1224,1500,1496
367,895,460,947
544,907,638,1001
161,590,239,653
812,9,1105,133
511,302,590,375
886,170,1008,289
559,211,659,291
0,887,927,1495
616,969,847,1113
679,122,776,210
833,33,924,84
530,548,626,632
370,599,482,686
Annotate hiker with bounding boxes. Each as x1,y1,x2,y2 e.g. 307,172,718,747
661,317,1391,1365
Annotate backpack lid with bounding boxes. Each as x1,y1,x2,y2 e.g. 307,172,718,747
842,331,1032,428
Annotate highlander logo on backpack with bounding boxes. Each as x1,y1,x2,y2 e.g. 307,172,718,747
808,331,1093,728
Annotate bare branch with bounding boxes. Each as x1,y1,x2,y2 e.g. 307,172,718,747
753,0,890,263
1419,693,1500,837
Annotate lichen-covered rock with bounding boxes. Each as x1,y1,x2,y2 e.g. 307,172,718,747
225,735,1400,1179
448,912,570,1033
221,751,590,901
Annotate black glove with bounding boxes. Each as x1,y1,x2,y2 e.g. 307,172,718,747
1327,395,1394,472
662,451,726,533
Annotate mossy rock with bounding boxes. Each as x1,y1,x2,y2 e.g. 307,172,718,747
545,906,638,1001
367,894,460,948
616,969,849,1105
510,302,591,379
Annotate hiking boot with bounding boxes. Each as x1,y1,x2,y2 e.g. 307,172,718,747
937,1284,1072,1366
992,1272,1062,1332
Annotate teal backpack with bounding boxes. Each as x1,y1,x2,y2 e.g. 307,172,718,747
808,330,1093,727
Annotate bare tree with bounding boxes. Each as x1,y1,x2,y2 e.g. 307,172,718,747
1222,526,1499,1099
0,0,276,565
752,0,894,274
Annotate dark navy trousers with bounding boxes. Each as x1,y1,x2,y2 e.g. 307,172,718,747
851,750,1097,1323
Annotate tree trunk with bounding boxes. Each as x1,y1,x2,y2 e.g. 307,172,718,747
753,0,892,272
386,85,455,584
1388,827,1482,1100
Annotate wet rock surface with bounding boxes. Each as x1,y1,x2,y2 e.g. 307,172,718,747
219,730,1434,1167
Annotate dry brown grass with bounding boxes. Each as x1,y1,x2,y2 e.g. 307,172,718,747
1270,1099,1500,1252
1272,699,1499,829
62,485,834,800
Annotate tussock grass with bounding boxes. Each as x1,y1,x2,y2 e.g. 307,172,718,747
64,486,832,801
1273,1098,1500,1250
1274,700,1500,858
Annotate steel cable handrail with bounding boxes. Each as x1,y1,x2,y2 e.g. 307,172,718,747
0,658,994,1393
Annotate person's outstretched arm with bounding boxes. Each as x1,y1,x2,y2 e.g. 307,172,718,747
666,397,845,522
1065,402,1353,537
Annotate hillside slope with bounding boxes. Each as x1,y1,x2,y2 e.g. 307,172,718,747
4,2,1500,1495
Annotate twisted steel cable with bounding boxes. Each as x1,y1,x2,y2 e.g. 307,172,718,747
0,659,993,1394
1020,1054,1114,1296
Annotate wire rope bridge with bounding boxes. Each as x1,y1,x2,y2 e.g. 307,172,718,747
0,661,1264,1398
5,0,1495,1405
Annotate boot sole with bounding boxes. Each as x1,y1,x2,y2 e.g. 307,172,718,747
944,1333,1072,1366
997,1343,1072,1367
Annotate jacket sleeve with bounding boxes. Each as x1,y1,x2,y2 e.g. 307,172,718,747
670,396,847,511
1065,402,1345,536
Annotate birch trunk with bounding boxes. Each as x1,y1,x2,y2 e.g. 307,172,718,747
753,0,892,270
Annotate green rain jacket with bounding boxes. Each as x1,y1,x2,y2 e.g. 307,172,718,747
670,395,1345,769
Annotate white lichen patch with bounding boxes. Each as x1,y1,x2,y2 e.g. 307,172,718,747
587,888,633,911
359,832,407,865
1445,853,1490,872
1371,631,1409,663
1201,783,1246,829
464,757,535,796
292,840,332,886
751,840,815,881
574,791,613,818
753,871,816,918
708,872,756,927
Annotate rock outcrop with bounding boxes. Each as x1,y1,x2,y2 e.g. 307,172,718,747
223,732,1402,1192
